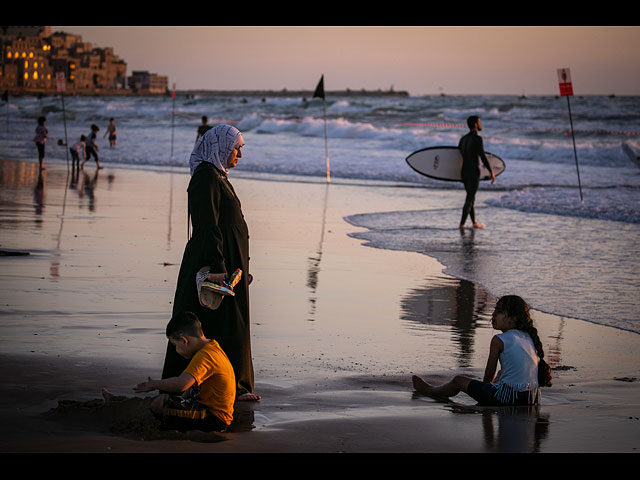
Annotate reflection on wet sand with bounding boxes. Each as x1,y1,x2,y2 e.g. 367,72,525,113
0,159,111,280
75,168,100,213
448,404,550,453
306,183,330,321
34,169,45,224
400,275,495,367
401,215,495,365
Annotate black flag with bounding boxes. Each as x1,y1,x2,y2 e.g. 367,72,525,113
313,75,325,100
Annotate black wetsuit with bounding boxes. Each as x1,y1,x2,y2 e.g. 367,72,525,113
458,130,492,226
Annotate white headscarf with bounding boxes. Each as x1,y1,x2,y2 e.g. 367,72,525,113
189,124,243,176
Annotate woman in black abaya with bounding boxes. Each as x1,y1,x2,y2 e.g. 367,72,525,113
162,124,259,401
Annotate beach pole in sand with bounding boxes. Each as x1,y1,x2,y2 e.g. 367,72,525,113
557,68,583,203
55,72,70,171
170,83,176,161
168,83,176,247
2,90,8,131
313,75,330,183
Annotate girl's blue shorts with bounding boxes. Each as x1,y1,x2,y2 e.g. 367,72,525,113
467,380,536,406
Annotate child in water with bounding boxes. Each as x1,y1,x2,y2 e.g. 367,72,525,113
104,118,117,148
412,295,551,406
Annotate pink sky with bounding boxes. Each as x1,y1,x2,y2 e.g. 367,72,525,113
52,26,640,95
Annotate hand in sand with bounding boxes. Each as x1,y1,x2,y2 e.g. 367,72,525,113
134,377,155,393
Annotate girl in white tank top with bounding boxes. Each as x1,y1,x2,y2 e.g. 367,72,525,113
412,295,552,406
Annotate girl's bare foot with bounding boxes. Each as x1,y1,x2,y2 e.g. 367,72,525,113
412,375,434,395
473,223,485,229
412,375,453,401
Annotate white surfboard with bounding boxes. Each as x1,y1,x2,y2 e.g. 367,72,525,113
406,146,506,182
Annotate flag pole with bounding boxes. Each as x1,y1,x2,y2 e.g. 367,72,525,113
313,75,330,183
322,97,330,183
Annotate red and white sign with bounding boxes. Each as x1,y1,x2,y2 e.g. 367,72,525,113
55,72,66,93
557,68,574,97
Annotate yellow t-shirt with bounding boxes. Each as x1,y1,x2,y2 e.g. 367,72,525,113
184,340,236,425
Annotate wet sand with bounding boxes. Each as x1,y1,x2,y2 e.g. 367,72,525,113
0,158,639,453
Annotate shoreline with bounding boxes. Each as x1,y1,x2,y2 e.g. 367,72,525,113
1,158,639,452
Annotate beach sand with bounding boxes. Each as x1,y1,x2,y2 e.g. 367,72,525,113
0,158,639,453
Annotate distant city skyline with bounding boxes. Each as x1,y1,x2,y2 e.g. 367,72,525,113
52,26,640,96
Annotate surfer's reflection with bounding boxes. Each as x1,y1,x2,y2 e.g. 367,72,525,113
459,227,477,278
400,276,494,368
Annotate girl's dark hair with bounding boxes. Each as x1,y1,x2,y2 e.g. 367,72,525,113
496,295,552,387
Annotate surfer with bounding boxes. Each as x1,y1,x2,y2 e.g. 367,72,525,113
459,116,495,229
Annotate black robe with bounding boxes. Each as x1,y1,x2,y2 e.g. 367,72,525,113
162,162,254,396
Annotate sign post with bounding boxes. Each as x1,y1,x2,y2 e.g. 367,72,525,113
557,68,583,203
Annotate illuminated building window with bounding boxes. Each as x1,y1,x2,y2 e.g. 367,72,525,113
33,71,38,80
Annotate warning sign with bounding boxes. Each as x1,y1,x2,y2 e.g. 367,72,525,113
557,68,573,97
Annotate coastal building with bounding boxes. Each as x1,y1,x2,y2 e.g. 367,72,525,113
127,70,169,95
0,26,167,96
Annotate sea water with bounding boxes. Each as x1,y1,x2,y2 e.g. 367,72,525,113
1,93,639,333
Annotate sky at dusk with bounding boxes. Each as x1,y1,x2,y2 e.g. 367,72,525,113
52,26,640,96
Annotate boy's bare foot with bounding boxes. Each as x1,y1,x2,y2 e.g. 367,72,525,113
102,388,127,403
237,392,261,402
102,388,116,402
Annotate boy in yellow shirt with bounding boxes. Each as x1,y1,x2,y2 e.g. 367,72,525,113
134,311,236,432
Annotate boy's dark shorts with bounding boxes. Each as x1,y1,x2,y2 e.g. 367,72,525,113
160,394,228,432
467,380,536,406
